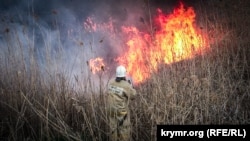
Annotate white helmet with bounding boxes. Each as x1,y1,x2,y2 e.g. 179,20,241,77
116,65,126,77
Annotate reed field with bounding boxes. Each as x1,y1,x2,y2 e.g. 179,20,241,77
0,0,249,140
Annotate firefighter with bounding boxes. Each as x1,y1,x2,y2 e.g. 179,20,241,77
107,65,136,141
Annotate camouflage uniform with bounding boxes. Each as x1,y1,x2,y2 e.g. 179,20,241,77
107,78,136,141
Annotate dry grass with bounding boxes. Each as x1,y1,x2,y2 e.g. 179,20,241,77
0,0,250,141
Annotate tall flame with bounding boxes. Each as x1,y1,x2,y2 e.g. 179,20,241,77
154,3,206,64
87,3,209,84
117,2,208,84
116,26,151,83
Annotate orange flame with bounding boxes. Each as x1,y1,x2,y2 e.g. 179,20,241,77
87,3,209,84
117,2,208,84
116,26,151,83
154,3,207,64
89,57,105,74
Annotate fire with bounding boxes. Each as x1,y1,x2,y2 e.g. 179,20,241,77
154,3,206,64
117,2,208,84
116,26,151,83
87,2,209,84
89,57,105,74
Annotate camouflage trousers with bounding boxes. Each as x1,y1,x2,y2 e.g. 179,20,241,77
109,114,131,141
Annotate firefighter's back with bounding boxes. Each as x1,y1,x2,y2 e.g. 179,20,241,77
108,78,130,118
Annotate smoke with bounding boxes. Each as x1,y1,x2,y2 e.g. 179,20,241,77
0,0,150,91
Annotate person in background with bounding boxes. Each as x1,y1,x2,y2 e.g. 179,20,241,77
107,65,137,141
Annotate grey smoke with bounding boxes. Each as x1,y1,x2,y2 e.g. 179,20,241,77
0,0,149,91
